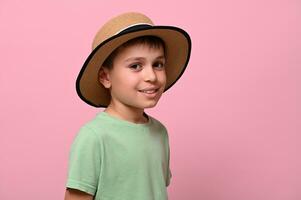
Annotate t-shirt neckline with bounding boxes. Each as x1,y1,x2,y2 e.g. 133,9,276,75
97,111,152,128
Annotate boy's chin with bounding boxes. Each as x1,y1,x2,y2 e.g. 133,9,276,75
141,101,160,109
143,104,157,109
131,100,158,109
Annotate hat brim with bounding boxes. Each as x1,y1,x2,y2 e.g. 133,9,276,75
76,25,191,107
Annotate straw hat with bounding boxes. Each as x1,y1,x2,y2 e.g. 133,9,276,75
76,12,191,107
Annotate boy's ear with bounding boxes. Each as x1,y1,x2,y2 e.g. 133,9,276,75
98,66,111,89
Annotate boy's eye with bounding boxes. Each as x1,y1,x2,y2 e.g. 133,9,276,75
129,63,142,70
129,62,165,71
154,62,165,69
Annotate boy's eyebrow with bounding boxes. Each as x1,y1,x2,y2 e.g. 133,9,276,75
125,55,165,62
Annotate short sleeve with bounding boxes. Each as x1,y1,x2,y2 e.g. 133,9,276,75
167,168,172,187
66,125,101,196
166,143,172,187
163,125,172,187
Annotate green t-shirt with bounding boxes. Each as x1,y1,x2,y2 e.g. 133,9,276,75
66,111,172,200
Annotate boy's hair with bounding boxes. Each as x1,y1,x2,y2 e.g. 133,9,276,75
102,35,166,70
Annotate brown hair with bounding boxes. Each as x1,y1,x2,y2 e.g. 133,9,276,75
102,35,166,70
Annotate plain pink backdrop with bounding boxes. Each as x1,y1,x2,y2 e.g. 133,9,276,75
0,0,300,199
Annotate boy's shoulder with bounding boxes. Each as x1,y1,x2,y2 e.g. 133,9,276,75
76,114,106,135
149,115,168,132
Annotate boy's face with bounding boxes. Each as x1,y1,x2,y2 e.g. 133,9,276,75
100,43,167,110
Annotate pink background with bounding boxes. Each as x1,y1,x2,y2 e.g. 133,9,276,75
0,0,300,199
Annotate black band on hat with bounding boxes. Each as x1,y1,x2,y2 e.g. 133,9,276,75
118,24,152,35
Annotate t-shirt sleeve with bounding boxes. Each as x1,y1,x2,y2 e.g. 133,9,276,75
66,125,101,196
163,126,172,187
167,167,172,187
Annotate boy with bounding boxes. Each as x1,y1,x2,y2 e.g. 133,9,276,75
65,12,191,200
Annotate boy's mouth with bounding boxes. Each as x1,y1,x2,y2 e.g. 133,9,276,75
138,88,159,94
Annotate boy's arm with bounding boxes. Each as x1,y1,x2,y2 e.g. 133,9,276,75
64,188,94,200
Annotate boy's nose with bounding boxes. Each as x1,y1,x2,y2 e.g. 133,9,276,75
143,66,157,82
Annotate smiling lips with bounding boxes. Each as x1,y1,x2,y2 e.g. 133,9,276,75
138,88,160,98
139,88,159,94
138,86,159,93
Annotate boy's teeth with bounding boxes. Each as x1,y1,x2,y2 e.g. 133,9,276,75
140,89,156,93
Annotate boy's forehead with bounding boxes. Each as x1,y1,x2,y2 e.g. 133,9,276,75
125,55,165,62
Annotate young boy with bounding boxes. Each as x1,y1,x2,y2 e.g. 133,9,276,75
65,12,191,200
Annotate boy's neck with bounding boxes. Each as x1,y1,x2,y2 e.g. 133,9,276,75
104,103,148,124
